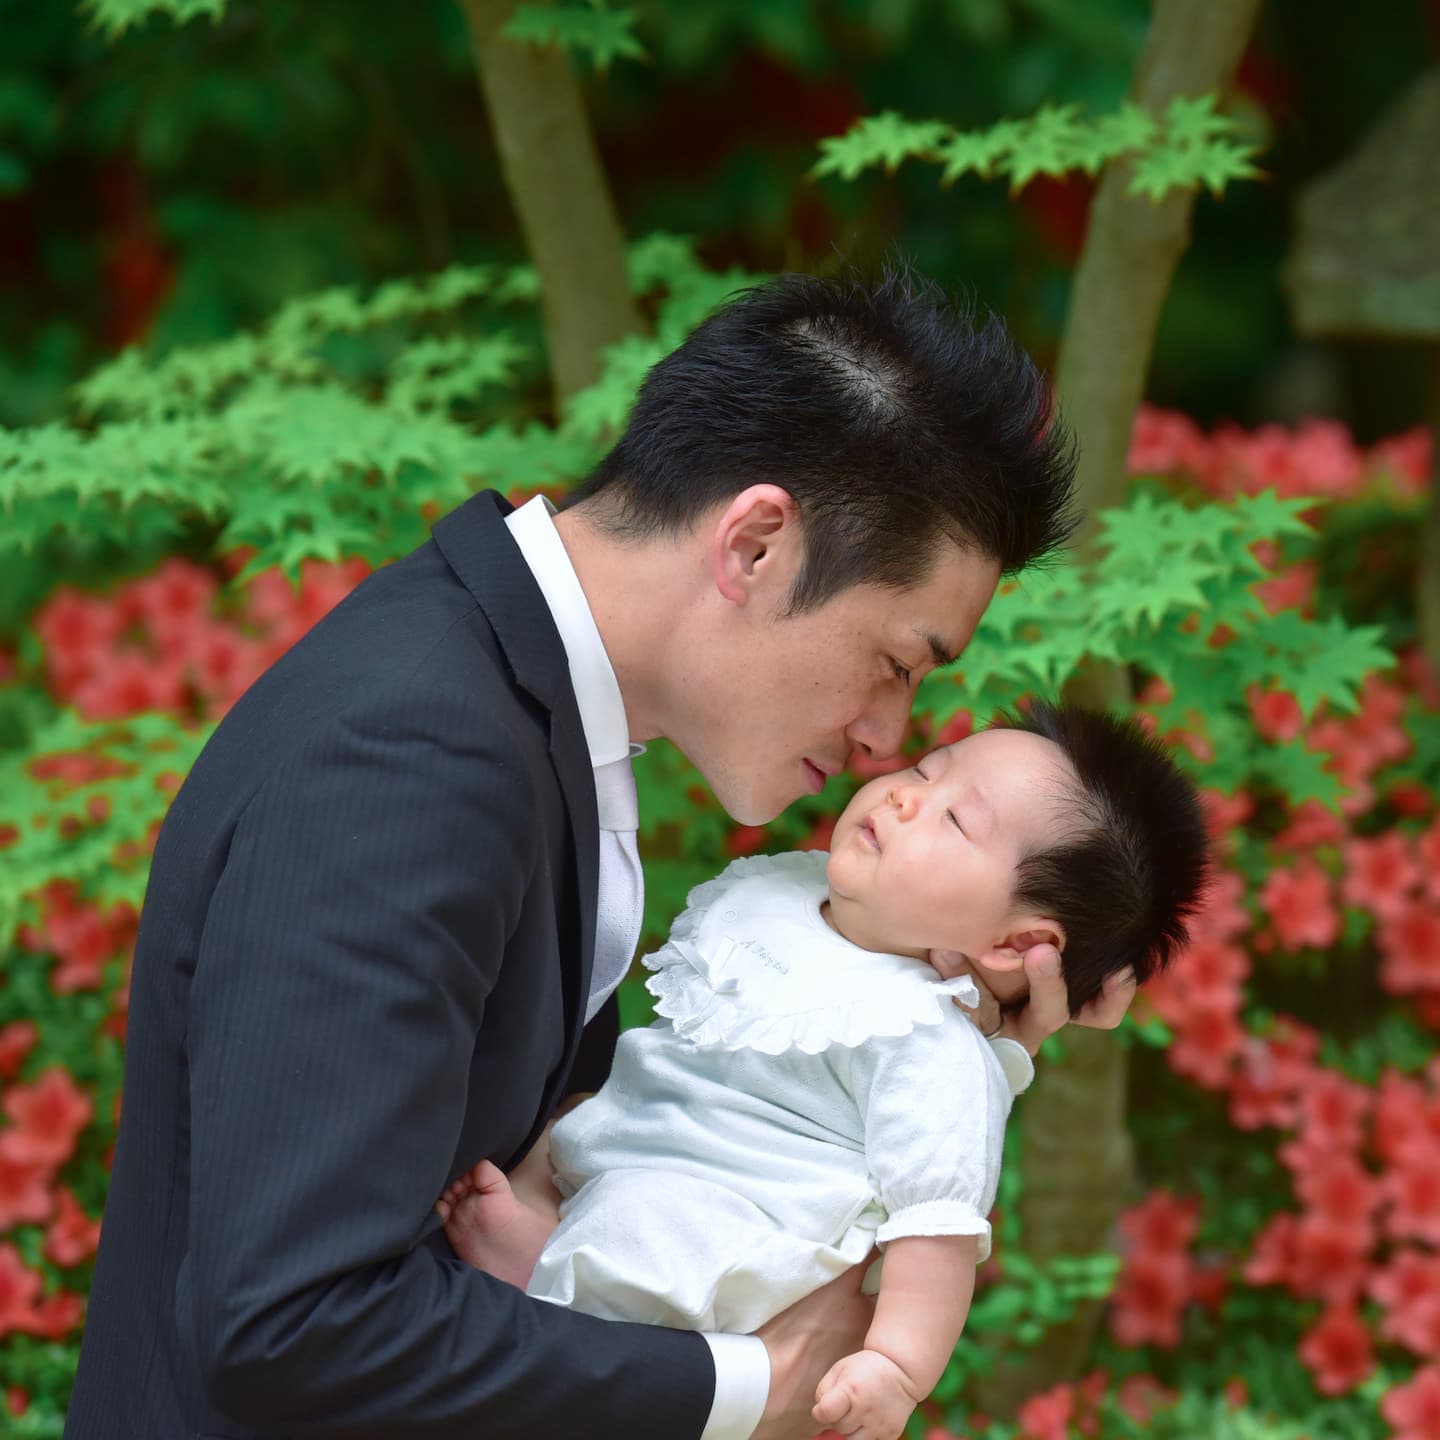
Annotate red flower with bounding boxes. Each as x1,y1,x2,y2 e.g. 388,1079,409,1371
1381,1139,1440,1246
68,648,189,721
1187,867,1251,944
1254,560,1318,616
1243,1212,1300,1289
1297,1302,1375,1395
1380,1364,1440,1440
1118,1191,1200,1253
1289,1212,1376,1303
1343,832,1422,920
1249,686,1305,743
1108,1251,1192,1347
1371,1250,1440,1359
1378,902,1440,997
44,1187,102,1267
1015,1381,1074,1440
1228,1024,1319,1132
1290,419,1366,499
1369,426,1433,498
0,1150,53,1230
1115,1374,1177,1423
0,1069,93,1167
1259,858,1340,951
1166,1005,1245,1089
34,588,122,691
0,1246,43,1337
724,826,767,858
0,1023,37,1081
1127,406,1208,476
1293,1155,1380,1227
1298,1068,1372,1149
1373,1071,1440,1165
1419,819,1440,903
1197,791,1255,846
1273,799,1347,853
22,1289,83,1338
125,557,217,649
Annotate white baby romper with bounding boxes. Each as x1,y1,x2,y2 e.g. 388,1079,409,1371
528,852,1033,1333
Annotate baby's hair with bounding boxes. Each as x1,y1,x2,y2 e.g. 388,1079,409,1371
999,701,1211,1016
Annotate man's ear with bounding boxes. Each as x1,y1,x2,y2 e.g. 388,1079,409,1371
977,919,1066,971
709,484,800,605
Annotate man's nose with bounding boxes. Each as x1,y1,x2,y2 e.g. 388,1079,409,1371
846,690,911,762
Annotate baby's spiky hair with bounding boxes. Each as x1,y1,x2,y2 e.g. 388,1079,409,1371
1002,702,1212,1016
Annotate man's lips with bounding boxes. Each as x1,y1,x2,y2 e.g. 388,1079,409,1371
803,758,841,794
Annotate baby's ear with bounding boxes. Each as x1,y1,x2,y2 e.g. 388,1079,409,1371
979,919,1066,971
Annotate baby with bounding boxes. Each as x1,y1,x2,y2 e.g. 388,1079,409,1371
436,703,1208,1440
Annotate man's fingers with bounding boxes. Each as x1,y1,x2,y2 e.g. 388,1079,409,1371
939,951,1002,1036
1074,966,1137,1030
999,943,1065,1056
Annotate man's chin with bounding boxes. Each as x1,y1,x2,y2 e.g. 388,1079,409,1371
718,784,789,829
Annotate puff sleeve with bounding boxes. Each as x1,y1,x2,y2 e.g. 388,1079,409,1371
839,1005,1014,1261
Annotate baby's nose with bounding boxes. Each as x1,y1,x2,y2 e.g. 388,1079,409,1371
888,784,920,818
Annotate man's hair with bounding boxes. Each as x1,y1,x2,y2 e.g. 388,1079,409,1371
1003,702,1211,1016
564,265,1080,613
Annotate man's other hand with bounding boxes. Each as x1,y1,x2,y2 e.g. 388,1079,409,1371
949,946,1137,1057
753,1262,874,1440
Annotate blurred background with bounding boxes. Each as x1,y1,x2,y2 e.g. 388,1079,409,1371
2,2,1439,1438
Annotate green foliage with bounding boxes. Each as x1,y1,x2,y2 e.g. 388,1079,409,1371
813,94,1262,200
78,0,228,43
0,711,214,931
915,489,1392,807
502,1,648,70
0,235,762,583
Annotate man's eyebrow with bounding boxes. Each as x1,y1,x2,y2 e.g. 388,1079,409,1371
913,628,957,668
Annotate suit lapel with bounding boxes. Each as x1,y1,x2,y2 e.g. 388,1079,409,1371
432,491,599,1115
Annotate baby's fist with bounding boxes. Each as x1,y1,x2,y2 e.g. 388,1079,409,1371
812,1348,919,1440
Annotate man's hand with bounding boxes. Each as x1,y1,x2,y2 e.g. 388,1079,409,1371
753,1262,875,1440
946,947,1136,1057
811,1347,919,1440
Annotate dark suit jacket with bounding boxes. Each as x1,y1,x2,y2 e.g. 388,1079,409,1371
64,491,716,1439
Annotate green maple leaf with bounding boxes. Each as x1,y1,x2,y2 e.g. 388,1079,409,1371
626,232,702,294
812,112,951,181
1187,138,1265,196
1004,104,1086,191
1252,738,1345,810
1091,101,1157,155
1127,146,1193,202
1284,616,1393,717
502,2,648,70
79,0,227,42
1232,489,1319,543
936,120,1023,184
1164,94,1232,147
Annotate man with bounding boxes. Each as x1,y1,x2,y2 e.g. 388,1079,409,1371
66,269,1133,1439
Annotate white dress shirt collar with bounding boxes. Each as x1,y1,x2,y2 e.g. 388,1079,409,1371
504,495,635,768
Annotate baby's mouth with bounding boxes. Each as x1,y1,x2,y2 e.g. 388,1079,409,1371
859,818,881,852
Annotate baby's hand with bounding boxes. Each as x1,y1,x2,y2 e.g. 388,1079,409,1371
812,1347,921,1440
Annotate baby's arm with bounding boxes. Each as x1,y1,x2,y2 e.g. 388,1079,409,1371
812,1233,978,1440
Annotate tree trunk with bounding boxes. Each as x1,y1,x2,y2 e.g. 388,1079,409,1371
1057,0,1263,537
974,0,1262,1416
458,0,642,409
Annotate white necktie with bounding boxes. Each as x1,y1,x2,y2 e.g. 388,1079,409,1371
587,752,644,1022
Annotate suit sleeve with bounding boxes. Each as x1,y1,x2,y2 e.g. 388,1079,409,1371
183,684,715,1438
